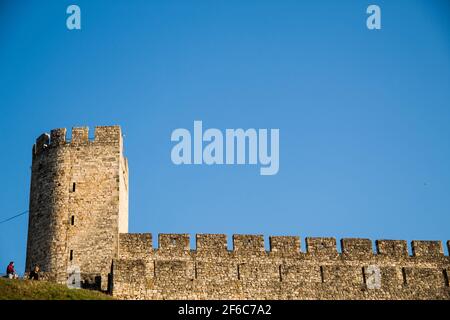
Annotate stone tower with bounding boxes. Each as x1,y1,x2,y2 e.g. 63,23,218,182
26,126,128,289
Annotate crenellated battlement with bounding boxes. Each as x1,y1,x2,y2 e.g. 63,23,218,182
305,237,338,256
269,236,301,255
117,233,450,258
341,238,373,259
233,235,265,254
32,126,122,157
158,234,190,254
112,233,450,299
376,240,408,257
196,234,228,255
412,240,444,258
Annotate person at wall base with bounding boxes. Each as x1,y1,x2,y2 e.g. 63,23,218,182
28,265,40,280
6,261,18,279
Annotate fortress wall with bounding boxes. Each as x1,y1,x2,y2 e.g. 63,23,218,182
111,259,147,299
27,126,450,299
112,233,450,300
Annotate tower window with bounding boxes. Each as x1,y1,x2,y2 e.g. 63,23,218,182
70,250,73,261
72,183,76,192
362,267,367,285
444,269,449,287
279,265,283,282
71,215,75,226
320,266,325,283
402,267,407,285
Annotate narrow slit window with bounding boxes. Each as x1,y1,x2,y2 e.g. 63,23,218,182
70,250,73,261
279,265,283,282
72,183,76,192
71,215,75,226
443,269,449,287
362,267,367,284
402,267,407,285
320,266,325,283
194,262,198,279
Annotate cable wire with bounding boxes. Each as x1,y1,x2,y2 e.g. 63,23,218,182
0,210,29,225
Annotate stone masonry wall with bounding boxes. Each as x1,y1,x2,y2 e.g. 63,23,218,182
112,234,450,300
26,125,450,299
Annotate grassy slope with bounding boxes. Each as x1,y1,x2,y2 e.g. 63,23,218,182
0,277,113,300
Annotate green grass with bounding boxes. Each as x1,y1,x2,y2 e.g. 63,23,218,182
0,277,113,300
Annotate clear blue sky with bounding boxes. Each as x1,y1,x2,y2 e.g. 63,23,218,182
0,0,449,274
